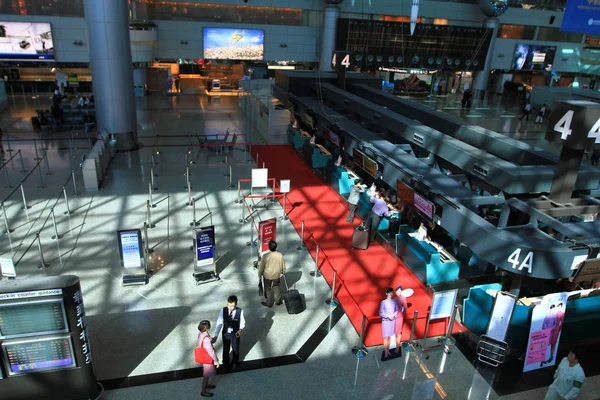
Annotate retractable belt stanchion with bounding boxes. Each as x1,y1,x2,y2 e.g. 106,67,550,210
50,208,63,240
190,198,199,227
187,180,193,207
3,165,11,189
297,220,306,250
37,163,46,188
62,187,71,215
36,233,49,269
404,311,419,352
33,139,42,161
352,315,369,358
144,221,153,255
151,167,157,190
44,151,53,175
226,164,233,189
18,150,26,173
71,170,80,196
148,182,156,208
20,183,31,212
443,305,459,351
326,270,338,307
2,202,14,233
235,180,242,204
146,200,156,229
184,166,190,189
310,243,321,277
223,156,230,177
6,138,12,153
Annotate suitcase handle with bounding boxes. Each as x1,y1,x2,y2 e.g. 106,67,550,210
281,273,293,291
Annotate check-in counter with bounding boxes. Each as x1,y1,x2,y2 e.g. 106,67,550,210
299,140,332,169
287,125,310,149
395,225,460,285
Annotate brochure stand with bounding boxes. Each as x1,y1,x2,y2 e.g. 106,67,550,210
421,289,458,354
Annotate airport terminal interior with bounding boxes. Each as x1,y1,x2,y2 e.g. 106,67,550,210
2,0,600,400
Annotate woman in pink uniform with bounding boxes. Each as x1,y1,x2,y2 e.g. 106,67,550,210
379,287,398,358
197,320,220,397
394,285,408,353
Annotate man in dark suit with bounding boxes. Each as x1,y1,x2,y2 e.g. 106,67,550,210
213,295,246,372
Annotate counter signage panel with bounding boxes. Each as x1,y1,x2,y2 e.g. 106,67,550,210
413,192,435,220
397,180,414,205
0,299,68,339
2,335,76,375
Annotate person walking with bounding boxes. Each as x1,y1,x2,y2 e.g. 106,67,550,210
197,320,219,397
394,285,408,354
213,295,246,373
258,240,286,307
544,349,585,400
346,179,367,223
379,288,398,358
535,103,548,124
521,102,532,122
365,187,392,243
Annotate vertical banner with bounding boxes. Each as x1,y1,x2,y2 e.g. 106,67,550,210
523,292,568,372
196,226,215,267
259,218,277,256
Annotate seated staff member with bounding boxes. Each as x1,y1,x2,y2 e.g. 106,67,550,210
365,187,393,243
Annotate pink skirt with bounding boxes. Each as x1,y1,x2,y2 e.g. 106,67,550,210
202,363,216,377
394,315,405,335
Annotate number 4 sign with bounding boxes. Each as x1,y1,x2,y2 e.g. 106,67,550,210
331,53,351,68
545,100,600,149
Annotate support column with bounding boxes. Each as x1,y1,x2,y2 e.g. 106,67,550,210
473,17,499,100
319,6,341,72
84,0,138,151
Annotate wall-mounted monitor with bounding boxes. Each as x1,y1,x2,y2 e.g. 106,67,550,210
397,180,414,205
414,192,435,220
0,22,54,61
203,28,264,60
2,335,76,376
0,298,68,339
352,148,365,170
512,44,556,71
362,155,378,178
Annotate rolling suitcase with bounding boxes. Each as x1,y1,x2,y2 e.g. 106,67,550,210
352,224,369,250
281,274,305,314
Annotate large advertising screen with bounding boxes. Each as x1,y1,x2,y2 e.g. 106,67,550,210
0,22,54,61
512,44,556,71
203,28,264,60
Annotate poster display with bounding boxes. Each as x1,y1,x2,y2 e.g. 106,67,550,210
429,289,458,320
196,226,215,267
0,22,54,61
561,0,600,35
485,291,517,342
523,292,568,372
413,193,434,221
259,218,277,256
203,28,264,60
117,230,143,270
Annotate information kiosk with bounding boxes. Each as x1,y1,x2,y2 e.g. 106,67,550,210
0,275,98,400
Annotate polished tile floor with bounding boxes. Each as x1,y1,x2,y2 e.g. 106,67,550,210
0,92,598,400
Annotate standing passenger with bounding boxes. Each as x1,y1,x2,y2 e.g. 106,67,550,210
346,179,367,223
197,320,219,397
258,240,286,307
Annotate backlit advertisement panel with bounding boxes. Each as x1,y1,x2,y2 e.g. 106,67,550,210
0,22,54,61
203,28,264,60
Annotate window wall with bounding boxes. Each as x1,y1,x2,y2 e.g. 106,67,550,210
0,0,84,17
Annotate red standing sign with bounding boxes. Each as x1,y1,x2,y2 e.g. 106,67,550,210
259,218,277,255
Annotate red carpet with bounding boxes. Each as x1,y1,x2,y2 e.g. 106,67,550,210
251,145,457,346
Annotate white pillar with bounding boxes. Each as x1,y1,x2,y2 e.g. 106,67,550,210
474,18,499,100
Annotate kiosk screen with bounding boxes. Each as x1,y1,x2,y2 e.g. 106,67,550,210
0,299,67,339
2,335,76,375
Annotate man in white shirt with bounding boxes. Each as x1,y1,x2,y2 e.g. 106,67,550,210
213,295,246,373
544,349,585,400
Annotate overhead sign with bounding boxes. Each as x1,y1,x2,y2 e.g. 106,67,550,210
485,291,517,342
545,100,600,149
117,230,143,270
196,226,215,267
561,0,600,35
523,292,568,373
259,218,277,256
0,258,16,278
429,289,458,320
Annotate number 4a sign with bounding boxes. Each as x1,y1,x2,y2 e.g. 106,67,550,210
545,100,600,149
507,248,533,274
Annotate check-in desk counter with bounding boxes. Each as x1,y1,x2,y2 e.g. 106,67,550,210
300,141,332,169
395,225,460,285
287,126,310,149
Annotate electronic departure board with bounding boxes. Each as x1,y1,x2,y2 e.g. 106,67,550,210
2,335,76,375
0,299,67,339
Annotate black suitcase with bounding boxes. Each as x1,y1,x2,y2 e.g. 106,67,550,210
388,217,400,237
352,225,369,250
281,275,305,314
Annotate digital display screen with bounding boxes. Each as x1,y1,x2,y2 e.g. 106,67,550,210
353,148,365,170
0,22,54,61
118,230,143,269
362,155,378,178
414,192,435,220
329,131,340,147
512,44,556,71
397,180,414,205
203,28,264,60
0,299,67,339
196,226,215,267
3,336,76,375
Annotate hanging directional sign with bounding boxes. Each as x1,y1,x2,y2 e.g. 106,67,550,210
545,100,600,149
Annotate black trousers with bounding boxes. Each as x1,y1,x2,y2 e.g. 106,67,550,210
366,212,382,242
222,333,240,371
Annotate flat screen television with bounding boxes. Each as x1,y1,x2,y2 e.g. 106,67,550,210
203,28,264,60
0,298,68,339
2,335,76,375
353,148,365,170
362,155,378,178
0,22,54,61
397,180,414,205
512,44,556,71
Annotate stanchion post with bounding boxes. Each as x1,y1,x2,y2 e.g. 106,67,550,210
297,220,306,250
6,138,12,153
443,305,459,349
226,164,233,188
20,184,31,211
3,166,12,189
247,142,252,163
37,164,46,188
44,151,53,175
326,270,338,306
50,208,63,240
280,193,288,220
33,139,42,161
148,182,156,208
190,198,198,227
405,310,419,352
62,187,71,215
235,180,242,203
151,167,157,190
2,202,14,234
36,233,50,269
187,180,193,206
71,170,80,196
352,315,369,358
310,243,321,277
143,221,153,256
147,200,156,228
18,150,26,173
69,138,75,159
